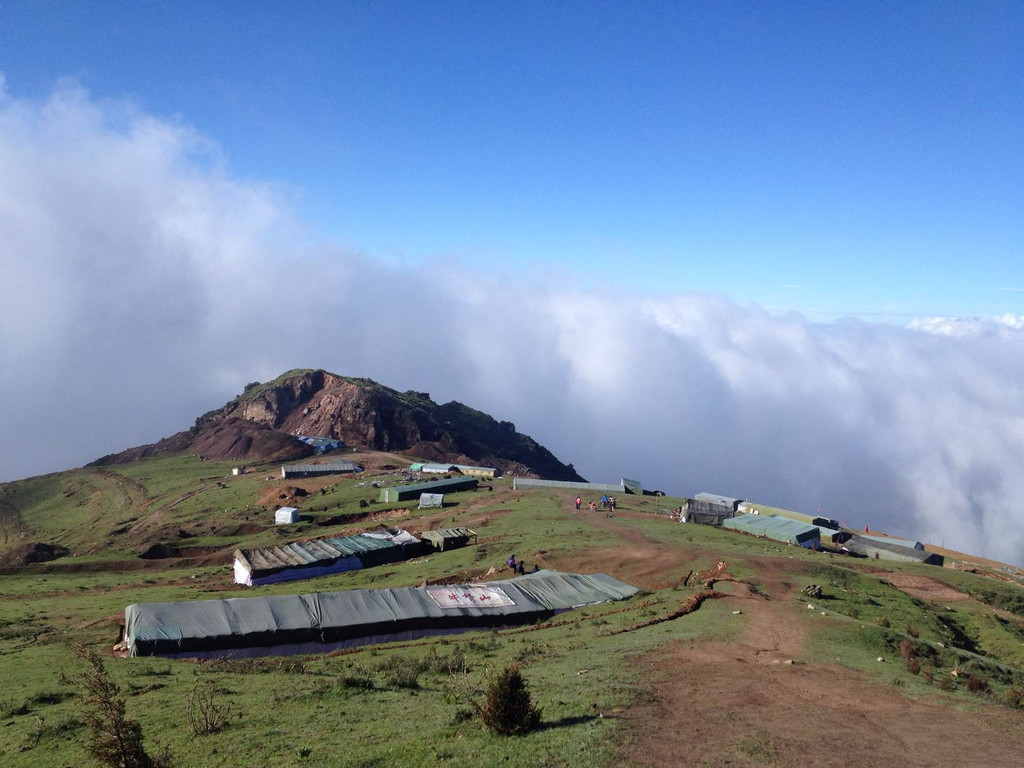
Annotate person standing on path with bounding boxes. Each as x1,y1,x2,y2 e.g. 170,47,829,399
575,496,582,510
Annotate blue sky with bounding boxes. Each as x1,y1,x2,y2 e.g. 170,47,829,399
3,1,1021,319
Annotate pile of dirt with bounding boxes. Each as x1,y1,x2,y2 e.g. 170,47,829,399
259,485,309,507
0,542,70,567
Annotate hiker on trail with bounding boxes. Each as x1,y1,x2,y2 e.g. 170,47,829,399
601,494,609,507
516,560,526,575
589,501,597,513
575,496,582,510
507,554,517,570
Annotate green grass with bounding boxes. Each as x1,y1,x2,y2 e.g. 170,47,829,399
3,460,1024,766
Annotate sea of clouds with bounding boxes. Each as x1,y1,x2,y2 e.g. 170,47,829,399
2,80,1023,563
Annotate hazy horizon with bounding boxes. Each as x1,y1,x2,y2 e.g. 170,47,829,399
1,4,1022,562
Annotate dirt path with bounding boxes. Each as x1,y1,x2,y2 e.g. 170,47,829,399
621,560,1024,767
128,484,215,535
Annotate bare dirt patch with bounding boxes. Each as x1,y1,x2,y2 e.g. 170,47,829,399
884,572,973,603
622,563,1024,767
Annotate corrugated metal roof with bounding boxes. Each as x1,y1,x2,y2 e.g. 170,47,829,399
239,533,400,574
284,461,359,473
423,527,475,540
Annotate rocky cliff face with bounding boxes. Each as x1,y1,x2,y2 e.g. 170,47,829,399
91,370,584,481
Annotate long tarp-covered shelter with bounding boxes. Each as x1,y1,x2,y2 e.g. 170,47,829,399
282,461,361,479
694,492,744,511
843,535,943,565
739,502,841,530
722,514,821,548
124,570,639,658
380,476,478,503
233,529,423,587
512,478,623,494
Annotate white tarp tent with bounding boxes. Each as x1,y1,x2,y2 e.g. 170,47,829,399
274,507,299,525
419,493,444,509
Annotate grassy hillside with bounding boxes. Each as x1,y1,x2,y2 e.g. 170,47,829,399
1,458,1023,766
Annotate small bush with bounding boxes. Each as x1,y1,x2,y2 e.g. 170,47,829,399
966,676,990,695
900,639,915,665
186,680,227,736
906,625,920,639
907,658,921,675
922,664,935,684
479,663,542,736
1002,685,1024,710
75,644,154,768
875,617,890,628
376,656,425,690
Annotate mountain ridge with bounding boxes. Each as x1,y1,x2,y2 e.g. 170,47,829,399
89,369,584,481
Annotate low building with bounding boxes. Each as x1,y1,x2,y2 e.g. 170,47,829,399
695,493,744,511
274,507,299,525
681,497,736,526
421,463,458,474
511,478,624,494
297,436,345,455
843,536,942,565
739,502,840,530
124,570,640,658
379,476,479,503
421,527,477,551
858,534,924,551
722,513,821,548
233,529,423,586
453,464,500,479
281,461,361,479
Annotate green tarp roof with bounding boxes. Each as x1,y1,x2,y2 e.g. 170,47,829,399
723,513,820,544
125,570,638,657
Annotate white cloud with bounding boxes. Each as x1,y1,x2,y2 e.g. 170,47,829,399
2,82,1024,564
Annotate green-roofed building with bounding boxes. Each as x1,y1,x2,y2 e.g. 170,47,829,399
723,513,821,548
739,502,840,530
844,535,943,565
380,476,478,503
422,527,477,551
123,570,639,658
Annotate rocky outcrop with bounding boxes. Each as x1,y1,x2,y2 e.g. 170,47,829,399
90,370,584,481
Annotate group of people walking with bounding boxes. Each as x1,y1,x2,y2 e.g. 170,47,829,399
575,494,615,517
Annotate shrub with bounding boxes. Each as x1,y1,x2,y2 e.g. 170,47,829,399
907,658,922,675
899,639,915,665
186,680,227,736
875,617,890,628
966,676,990,695
74,644,155,768
376,656,425,690
1002,685,1024,710
479,664,542,736
906,625,920,638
